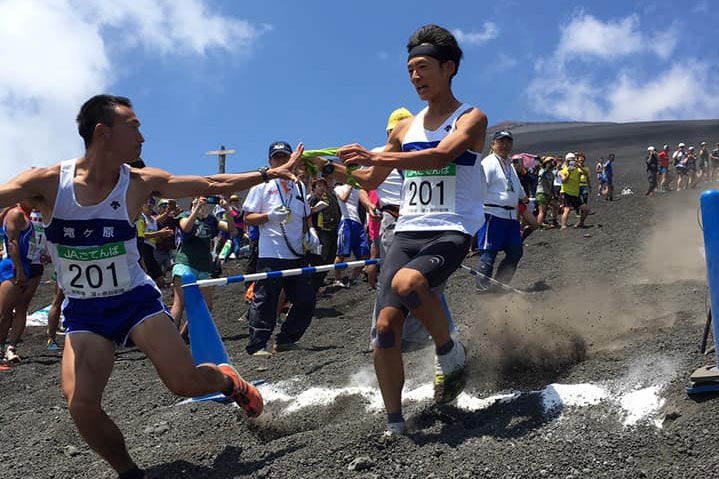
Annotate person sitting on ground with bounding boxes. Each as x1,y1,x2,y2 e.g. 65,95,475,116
170,196,236,334
242,141,319,356
332,181,375,288
536,156,558,229
560,152,589,228
658,145,672,192
0,202,35,363
475,130,527,292
673,143,687,191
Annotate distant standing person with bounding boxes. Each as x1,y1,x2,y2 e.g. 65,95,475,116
645,146,658,196
658,145,672,192
711,143,719,180
684,146,698,189
536,156,558,228
673,143,687,191
602,153,615,201
595,157,604,197
560,153,589,228
698,141,710,182
333,182,374,287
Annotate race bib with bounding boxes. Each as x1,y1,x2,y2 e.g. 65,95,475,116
400,164,456,215
56,241,131,298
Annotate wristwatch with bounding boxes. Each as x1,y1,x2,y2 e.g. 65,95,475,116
321,160,335,177
258,166,269,183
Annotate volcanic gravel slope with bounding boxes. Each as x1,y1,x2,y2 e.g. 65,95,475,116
3,119,719,479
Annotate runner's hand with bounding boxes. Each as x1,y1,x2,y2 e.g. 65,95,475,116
271,143,304,182
337,144,375,167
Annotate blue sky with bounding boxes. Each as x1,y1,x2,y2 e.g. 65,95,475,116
1,0,718,182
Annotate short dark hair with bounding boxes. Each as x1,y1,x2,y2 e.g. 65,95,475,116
76,95,132,148
407,25,463,78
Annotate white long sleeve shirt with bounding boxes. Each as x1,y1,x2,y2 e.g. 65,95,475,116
481,153,527,220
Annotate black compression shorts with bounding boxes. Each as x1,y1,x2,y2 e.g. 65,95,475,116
375,230,471,315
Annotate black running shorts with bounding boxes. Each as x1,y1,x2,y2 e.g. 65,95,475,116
375,230,471,314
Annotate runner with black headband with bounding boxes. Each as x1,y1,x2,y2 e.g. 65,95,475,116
309,25,487,435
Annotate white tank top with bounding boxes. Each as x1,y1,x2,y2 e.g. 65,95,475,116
396,103,486,235
44,159,153,299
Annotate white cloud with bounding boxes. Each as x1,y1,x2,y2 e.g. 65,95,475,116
0,0,270,183
526,13,718,122
453,22,499,46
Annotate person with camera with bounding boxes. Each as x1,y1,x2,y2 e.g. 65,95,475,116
170,195,236,332
308,177,341,290
242,141,320,356
560,152,589,228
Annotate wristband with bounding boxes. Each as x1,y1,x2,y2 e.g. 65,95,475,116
258,166,269,183
321,160,335,177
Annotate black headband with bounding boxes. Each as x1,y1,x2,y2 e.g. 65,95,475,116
408,44,452,63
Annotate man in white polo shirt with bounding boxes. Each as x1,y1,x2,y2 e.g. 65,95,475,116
475,130,527,292
243,141,320,356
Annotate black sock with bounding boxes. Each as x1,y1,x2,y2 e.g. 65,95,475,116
118,465,144,479
387,412,404,424
436,338,454,356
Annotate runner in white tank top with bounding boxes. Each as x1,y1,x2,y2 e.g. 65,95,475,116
307,25,488,435
0,95,303,477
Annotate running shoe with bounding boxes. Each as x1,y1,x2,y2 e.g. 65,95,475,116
385,421,407,436
47,338,61,351
4,346,21,363
273,342,300,353
475,276,491,293
218,363,263,417
251,346,273,358
434,341,467,404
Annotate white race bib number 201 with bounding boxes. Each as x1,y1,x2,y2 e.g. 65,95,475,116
400,164,456,215
57,241,131,298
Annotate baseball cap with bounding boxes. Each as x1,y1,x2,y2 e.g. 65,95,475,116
541,156,554,165
269,141,292,158
386,107,412,132
565,152,576,161
701,141,707,145
688,146,695,151
678,142,686,147
229,194,239,201
647,146,655,151
493,130,513,141
663,144,669,150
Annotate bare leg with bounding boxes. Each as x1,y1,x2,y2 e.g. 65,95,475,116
0,281,21,345
48,285,64,342
561,206,570,228
334,256,345,282
130,313,229,398
62,333,136,474
171,275,184,328
9,275,42,346
373,306,406,414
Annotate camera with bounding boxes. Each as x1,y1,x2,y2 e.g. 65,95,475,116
206,196,221,205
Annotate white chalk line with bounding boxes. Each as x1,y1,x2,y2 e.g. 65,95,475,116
257,373,668,428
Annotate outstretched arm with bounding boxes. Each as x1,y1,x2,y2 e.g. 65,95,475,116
0,167,57,213
140,144,305,199
337,109,487,171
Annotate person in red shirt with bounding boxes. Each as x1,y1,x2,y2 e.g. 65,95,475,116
658,145,672,192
